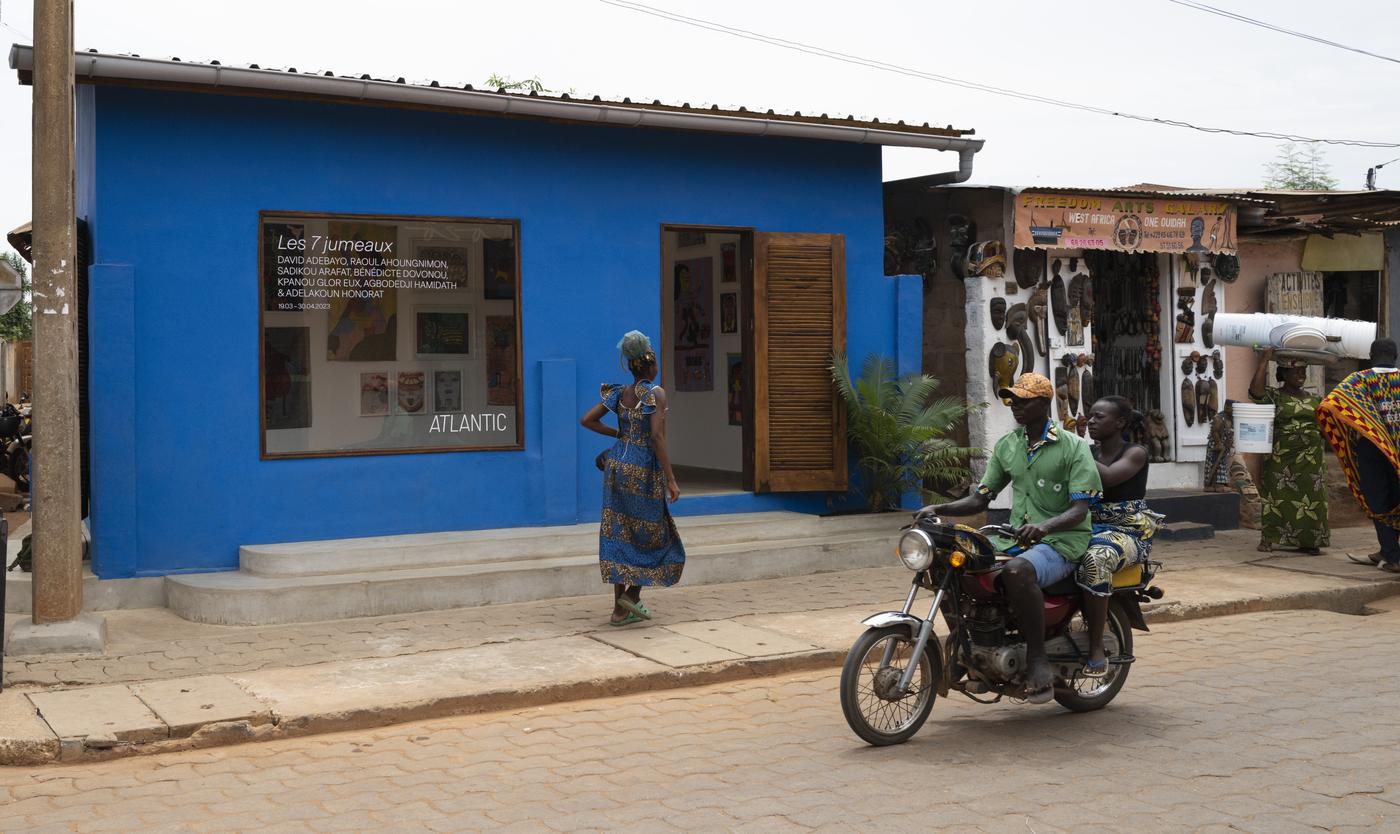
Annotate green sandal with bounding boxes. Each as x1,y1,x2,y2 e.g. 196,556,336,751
617,598,652,620
609,612,642,627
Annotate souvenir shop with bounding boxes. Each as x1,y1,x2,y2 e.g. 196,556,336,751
881,183,1246,496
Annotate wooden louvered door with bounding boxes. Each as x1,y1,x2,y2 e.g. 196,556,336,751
752,232,847,492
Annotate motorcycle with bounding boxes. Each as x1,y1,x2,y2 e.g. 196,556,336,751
839,514,1163,746
0,402,31,491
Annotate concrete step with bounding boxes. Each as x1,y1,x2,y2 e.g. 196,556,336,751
239,511,892,578
1156,521,1216,542
168,512,903,626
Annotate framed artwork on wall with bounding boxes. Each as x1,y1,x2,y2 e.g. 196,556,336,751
720,292,737,334
721,241,737,283
486,315,517,407
359,371,390,417
412,242,471,290
263,326,311,430
414,306,472,359
433,369,463,413
483,238,516,300
327,221,398,361
727,353,743,426
672,256,714,391
396,370,427,415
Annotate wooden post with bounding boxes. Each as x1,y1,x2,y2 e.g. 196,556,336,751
29,0,83,624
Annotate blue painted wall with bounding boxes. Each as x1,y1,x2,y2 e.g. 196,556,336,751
83,87,907,578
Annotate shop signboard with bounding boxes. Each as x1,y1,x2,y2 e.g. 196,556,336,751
1014,191,1237,254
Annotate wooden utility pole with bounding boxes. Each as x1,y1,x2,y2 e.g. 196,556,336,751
29,0,82,624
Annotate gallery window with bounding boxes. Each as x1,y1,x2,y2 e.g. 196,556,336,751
259,212,522,458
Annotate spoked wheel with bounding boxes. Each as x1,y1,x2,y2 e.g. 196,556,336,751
840,626,937,746
1053,603,1133,712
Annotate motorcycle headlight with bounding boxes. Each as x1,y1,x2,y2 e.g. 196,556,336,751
896,529,935,572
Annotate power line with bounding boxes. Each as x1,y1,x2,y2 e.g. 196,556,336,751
1163,0,1400,65
598,0,1400,148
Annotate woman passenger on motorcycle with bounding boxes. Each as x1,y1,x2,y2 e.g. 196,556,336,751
1081,396,1162,677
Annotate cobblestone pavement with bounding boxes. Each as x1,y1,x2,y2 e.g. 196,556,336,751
2,526,1379,690
2,607,1397,833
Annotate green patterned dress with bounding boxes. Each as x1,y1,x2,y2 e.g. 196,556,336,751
1252,387,1330,549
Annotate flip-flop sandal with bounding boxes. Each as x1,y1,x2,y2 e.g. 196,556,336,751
1181,378,1196,427
617,597,652,620
1013,248,1043,289
1050,275,1069,336
990,297,1007,330
609,612,643,627
1082,658,1108,678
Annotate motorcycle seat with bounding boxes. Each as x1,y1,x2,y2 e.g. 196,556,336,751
1043,563,1145,597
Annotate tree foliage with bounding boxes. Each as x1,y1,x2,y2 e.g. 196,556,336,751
831,353,979,512
0,251,31,343
1263,142,1339,190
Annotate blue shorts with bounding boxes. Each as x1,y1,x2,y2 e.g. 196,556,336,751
1014,542,1076,588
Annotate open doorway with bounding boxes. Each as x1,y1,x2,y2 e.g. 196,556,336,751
661,226,751,496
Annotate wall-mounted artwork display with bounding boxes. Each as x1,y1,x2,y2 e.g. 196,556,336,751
673,256,714,392
262,223,306,311
263,326,311,430
433,369,463,413
260,212,523,457
413,243,470,290
483,238,516,300
727,353,743,426
359,372,389,417
396,371,427,415
486,315,518,406
414,306,471,358
720,292,737,334
720,242,737,282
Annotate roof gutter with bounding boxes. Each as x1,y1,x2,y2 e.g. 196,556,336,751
9,45,985,158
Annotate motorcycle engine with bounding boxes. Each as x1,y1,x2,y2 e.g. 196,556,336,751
969,643,1026,682
965,602,1027,683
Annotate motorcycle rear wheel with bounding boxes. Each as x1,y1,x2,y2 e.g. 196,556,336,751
840,626,937,746
1053,603,1133,713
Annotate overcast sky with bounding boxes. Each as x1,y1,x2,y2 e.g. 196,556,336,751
0,0,1397,237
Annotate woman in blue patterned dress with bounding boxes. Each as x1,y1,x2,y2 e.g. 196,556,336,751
580,331,685,626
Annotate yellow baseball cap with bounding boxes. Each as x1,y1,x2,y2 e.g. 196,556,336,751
999,372,1054,401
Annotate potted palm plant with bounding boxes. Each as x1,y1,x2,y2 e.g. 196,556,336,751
831,353,979,512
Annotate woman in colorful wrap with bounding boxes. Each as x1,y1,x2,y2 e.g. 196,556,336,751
580,331,685,626
1081,396,1161,677
1249,348,1329,554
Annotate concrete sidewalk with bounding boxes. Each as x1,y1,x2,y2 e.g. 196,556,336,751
2,525,1397,766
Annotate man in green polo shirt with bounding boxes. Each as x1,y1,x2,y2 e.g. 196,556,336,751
921,372,1102,702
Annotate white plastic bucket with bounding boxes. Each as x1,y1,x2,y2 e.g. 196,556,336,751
1233,403,1275,453
1214,313,1376,359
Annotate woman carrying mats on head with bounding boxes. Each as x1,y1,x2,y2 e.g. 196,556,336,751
1249,347,1329,555
580,331,685,626
1080,396,1162,677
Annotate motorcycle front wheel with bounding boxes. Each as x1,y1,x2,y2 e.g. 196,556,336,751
839,625,937,746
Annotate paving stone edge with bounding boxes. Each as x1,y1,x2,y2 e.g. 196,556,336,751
5,578,1399,767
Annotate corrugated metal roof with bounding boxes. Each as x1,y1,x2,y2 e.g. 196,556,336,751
10,46,976,144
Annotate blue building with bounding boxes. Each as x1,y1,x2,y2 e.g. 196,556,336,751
10,47,981,596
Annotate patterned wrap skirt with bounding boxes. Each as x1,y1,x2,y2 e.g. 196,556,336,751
1077,499,1162,597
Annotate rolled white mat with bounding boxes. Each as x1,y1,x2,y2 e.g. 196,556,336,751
1213,313,1376,359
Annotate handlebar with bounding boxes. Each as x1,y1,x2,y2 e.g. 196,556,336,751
911,512,1020,541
